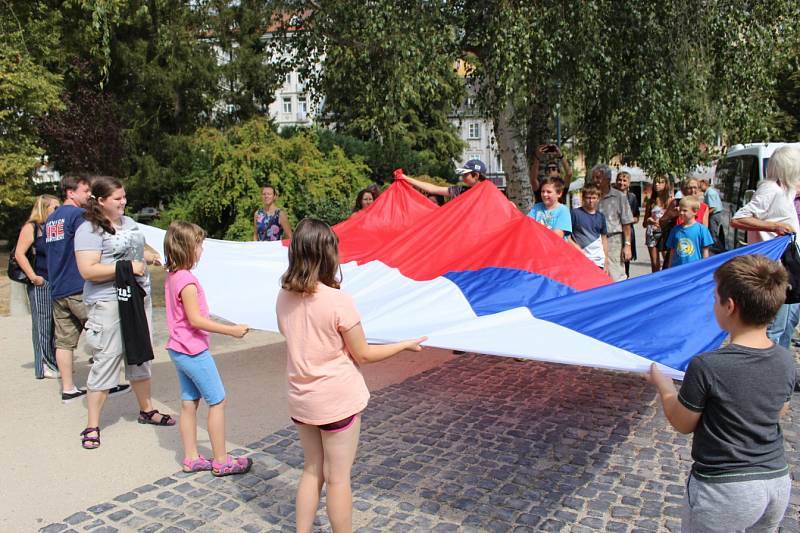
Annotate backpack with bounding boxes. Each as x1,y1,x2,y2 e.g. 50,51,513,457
781,236,800,304
7,222,36,284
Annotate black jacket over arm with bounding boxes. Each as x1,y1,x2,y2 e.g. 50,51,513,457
115,260,155,366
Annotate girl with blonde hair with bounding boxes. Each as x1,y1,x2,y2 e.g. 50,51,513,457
14,194,61,378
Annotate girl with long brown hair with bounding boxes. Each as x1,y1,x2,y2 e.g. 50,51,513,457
643,174,672,271
277,218,425,532
74,176,174,449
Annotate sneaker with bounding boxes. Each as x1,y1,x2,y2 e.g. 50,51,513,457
43,366,61,379
62,388,87,404
108,384,131,397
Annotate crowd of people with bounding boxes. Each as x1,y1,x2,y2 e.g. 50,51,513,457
9,145,800,532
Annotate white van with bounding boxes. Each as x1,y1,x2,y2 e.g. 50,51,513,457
714,142,800,250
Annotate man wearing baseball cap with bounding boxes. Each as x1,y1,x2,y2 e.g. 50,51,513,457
398,159,487,199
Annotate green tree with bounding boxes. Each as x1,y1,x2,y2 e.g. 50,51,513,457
209,0,286,125
162,118,370,239
277,0,799,210
0,34,64,238
273,1,466,175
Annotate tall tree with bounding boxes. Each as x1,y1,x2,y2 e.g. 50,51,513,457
0,4,64,238
276,0,799,209
210,0,286,125
273,0,466,176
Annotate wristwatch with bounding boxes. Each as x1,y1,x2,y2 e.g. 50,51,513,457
624,241,631,245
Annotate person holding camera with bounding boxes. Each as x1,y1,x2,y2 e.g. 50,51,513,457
529,144,573,203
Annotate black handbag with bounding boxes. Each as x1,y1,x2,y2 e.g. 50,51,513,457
7,222,36,284
781,236,800,304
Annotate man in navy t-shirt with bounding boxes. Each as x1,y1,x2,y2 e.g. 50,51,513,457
46,174,91,403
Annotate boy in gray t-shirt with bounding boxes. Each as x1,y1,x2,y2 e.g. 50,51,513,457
647,254,795,532
74,216,151,304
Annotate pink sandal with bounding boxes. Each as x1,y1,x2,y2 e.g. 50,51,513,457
212,455,252,477
182,455,213,473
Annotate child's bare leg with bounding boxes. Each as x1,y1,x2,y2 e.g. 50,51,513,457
207,399,227,463
321,417,361,533
296,424,324,533
181,399,200,459
648,246,660,272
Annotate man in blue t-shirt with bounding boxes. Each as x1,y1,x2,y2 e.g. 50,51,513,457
46,174,91,403
527,177,572,240
665,196,714,267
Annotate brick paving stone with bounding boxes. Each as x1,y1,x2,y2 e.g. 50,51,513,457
64,512,92,525
107,509,133,522
40,524,68,533
47,355,800,531
82,518,105,529
133,484,158,494
122,516,148,529
87,503,116,515
113,492,138,503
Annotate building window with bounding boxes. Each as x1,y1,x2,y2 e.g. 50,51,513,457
468,123,481,140
282,97,292,114
466,97,475,109
298,97,308,114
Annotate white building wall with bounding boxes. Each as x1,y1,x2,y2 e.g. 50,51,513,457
266,62,503,179
450,116,504,177
267,71,318,128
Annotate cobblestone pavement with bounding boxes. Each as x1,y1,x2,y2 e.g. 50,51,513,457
42,354,800,532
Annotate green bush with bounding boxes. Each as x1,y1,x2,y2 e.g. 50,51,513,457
159,118,370,239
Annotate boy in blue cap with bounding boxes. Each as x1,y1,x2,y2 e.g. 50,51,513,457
398,159,487,199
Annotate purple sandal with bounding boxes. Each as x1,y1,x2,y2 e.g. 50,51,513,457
212,455,252,477
138,409,176,426
182,455,213,473
80,427,100,450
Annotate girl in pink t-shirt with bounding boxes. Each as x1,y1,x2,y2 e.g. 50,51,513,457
277,218,426,533
164,221,252,477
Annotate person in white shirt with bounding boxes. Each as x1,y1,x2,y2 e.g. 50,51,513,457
732,145,800,348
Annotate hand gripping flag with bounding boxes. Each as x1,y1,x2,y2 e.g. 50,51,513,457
139,179,791,379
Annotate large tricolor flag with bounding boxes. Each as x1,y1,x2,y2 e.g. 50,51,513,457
139,179,790,379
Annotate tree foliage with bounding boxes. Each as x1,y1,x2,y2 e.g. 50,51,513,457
277,0,800,209
273,0,466,172
161,118,370,239
0,9,64,238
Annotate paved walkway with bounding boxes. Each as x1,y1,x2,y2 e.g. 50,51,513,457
8,225,800,532
38,354,800,532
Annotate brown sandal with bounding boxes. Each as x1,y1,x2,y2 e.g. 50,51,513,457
137,410,176,426
80,427,100,449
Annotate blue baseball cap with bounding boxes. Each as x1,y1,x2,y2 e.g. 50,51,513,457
456,159,487,176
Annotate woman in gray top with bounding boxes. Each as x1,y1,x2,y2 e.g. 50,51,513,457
74,176,174,449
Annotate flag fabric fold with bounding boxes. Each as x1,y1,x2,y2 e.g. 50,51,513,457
138,179,791,380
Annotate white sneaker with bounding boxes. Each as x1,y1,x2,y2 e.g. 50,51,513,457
43,367,61,379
